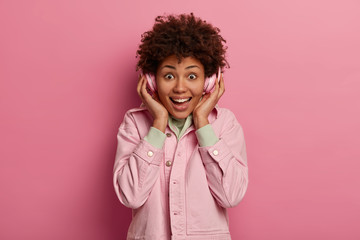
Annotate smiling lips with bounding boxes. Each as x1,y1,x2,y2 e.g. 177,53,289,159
171,97,191,103
170,97,192,111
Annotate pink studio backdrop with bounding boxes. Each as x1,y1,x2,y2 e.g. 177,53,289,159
1,0,359,239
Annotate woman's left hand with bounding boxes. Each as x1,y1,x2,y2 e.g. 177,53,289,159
193,73,225,129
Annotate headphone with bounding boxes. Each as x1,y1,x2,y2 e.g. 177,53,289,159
144,67,222,94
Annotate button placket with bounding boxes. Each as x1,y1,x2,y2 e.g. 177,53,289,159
169,139,187,235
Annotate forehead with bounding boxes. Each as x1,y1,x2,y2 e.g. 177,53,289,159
158,55,203,69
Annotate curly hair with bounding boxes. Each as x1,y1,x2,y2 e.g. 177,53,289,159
136,13,229,77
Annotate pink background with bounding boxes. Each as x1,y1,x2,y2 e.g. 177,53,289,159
1,0,359,239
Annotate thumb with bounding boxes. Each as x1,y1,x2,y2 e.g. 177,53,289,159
200,94,210,102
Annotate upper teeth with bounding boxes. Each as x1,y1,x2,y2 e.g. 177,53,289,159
172,98,190,103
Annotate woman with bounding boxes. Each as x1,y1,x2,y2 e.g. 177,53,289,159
113,13,248,240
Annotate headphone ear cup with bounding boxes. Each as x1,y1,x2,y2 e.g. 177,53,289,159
203,68,222,94
145,73,157,93
203,74,217,94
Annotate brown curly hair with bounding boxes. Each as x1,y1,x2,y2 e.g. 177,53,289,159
136,13,229,77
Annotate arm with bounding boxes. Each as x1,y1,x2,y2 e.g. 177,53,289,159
113,75,168,209
193,75,248,208
113,112,164,209
196,112,248,208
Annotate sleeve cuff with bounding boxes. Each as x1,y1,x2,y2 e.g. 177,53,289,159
134,139,163,165
198,139,232,166
144,127,166,149
195,124,219,147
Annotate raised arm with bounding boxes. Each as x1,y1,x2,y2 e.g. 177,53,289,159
196,110,248,208
113,111,164,209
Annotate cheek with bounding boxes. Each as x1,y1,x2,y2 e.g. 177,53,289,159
157,81,170,95
157,91,167,103
156,88,169,105
192,84,204,96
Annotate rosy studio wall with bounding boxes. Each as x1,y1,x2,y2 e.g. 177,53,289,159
0,0,359,239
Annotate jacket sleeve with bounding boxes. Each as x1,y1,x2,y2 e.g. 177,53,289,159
113,112,163,209
196,110,248,208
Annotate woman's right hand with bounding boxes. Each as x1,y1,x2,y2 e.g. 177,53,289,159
137,74,168,132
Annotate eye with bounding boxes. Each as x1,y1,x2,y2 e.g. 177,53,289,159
164,73,174,80
188,74,197,80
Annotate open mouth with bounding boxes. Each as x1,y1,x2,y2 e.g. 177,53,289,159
170,97,192,104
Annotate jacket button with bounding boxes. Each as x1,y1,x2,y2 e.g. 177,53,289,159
166,160,172,167
147,151,154,157
213,150,219,156
166,133,172,137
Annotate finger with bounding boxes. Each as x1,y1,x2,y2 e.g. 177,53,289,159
140,76,153,102
208,76,220,101
137,77,142,97
138,76,150,103
152,91,161,103
140,76,148,97
218,74,225,99
200,93,210,102
137,76,145,100
197,94,211,109
213,73,221,93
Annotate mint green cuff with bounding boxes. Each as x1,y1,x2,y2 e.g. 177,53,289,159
195,124,219,147
144,127,166,149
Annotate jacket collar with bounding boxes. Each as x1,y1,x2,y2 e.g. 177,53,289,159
134,103,219,124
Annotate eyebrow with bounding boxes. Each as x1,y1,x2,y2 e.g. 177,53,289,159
185,65,200,69
161,65,176,70
160,65,200,70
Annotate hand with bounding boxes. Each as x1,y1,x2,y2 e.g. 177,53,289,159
193,73,225,129
137,74,168,132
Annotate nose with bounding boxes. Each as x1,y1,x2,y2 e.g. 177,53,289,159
173,78,187,93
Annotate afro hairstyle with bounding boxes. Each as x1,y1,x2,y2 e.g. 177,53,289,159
136,13,229,77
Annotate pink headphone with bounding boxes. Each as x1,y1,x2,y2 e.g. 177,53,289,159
144,67,222,94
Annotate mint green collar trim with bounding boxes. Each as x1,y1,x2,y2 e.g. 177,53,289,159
168,114,193,140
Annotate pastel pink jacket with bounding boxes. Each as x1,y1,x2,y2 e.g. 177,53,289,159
113,106,248,240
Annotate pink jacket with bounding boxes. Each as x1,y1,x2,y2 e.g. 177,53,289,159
113,106,248,240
